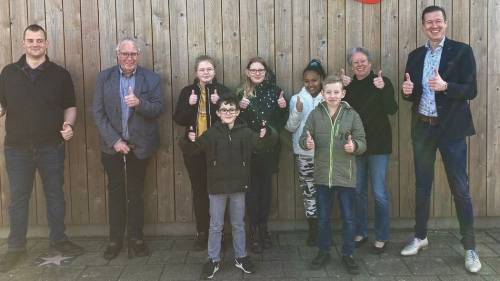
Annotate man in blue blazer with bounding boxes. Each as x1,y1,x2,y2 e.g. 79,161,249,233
399,6,481,273
93,38,164,260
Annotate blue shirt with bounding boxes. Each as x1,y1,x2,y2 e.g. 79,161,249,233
418,37,445,117
119,68,136,140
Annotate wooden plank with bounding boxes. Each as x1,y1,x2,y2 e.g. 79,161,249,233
98,0,117,70
256,0,275,70
239,0,257,76
151,0,174,223
116,0,134,40
327,0,345,79
310,0,327,67
27,0,45,26
398,0,417,218
204,0,224,81
187,0,206,81
221,0,240,88
345,0,363,65
81,0,107,224
381,0,400,218
0,0,13,226
275,0,294,220
134,0,157,224
487,0,500,216
170,0,192,223
63,0,89,225
469,0,488,217
291,0,309,93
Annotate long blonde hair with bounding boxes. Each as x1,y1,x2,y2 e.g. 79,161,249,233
241,57,269,98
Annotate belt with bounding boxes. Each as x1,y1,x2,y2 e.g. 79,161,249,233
417,113,439,125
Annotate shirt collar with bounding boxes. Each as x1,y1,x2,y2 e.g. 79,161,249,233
425,37,446,50
119,66,137,77
21,55,50,71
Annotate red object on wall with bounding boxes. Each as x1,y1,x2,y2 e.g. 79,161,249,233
355,0,382,4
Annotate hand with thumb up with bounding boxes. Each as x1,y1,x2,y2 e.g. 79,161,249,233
373,69,385,89
305,130,315,150
277,91,286,109
344,134,355,153
340,68,352,87
428,68,447,92
402,72,414,96
188,90,198,105
210,89,220,104
295,96,303,112
188,126,196,142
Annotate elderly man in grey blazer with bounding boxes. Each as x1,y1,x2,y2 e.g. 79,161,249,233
93,38,164,260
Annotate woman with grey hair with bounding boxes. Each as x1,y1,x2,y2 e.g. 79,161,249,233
341,47,398,254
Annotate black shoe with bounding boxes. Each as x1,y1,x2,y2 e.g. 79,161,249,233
249,226,262,254
354,236,368,248
194,232,208,251
259,224,273,249
49,240,84,256
128,239,150,258
371,241,388,255
103,241,123,260
306,218,318,247
0,251,27,273
310,251,330,270
234,256,255,274
342,255,360,275
201,259,220,279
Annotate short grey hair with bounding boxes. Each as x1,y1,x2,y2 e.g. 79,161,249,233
347,47,372,66
115,38,140,53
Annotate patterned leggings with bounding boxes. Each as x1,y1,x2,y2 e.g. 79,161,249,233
296,155,317,218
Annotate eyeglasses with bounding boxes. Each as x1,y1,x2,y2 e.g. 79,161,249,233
118,52,139,58
218,108,238,114
248,68,266,75
197,68,215,73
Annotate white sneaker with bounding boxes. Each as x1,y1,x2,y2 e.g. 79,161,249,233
465,250,482,273
400,237,429,256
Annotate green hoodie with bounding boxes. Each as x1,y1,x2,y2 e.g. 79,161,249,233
299,101,366,188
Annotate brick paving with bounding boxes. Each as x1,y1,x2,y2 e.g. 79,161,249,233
0,229,499,281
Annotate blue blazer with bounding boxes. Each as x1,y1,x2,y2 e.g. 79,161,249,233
93,65,164,159
403,38,477,140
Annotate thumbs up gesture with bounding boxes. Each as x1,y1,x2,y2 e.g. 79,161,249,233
210,89,220,104
124,86,140,107
373,70,385,89
188,126,196,142
277,91,287,109
305,130,315,150
428,68,447,92
402,72,414,96
188,90,198,105
340,68,352,87
344,134,355,153
295,96,303,112
239,96,250,109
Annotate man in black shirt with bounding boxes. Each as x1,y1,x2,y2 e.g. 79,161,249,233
0,24,84,272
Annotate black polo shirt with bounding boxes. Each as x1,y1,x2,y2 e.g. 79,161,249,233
0,55,76,146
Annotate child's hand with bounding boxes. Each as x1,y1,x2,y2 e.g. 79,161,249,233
344,135,355,153
189,90,198,105
188,126,196,142
277,91,287,109
210,89,220,104
295,96,303,112
240,97,250,109
306,130,315,150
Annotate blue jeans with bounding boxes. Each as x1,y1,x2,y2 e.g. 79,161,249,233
316,185,356,256
355,154,390,242
412,121,475,249
5,143,67,251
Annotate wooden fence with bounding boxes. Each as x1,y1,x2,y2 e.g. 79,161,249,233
0,0,499,229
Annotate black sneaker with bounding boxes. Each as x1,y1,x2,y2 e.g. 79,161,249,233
194,232,208,251
0,251,27,273
310,250,330,270
49,240,85,256
201,259,220,279
234,256,255,274
342,255,360,275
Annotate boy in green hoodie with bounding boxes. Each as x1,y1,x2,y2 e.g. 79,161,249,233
300,75,366,274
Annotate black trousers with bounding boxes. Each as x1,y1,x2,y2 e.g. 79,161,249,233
101,151,149,241
183,153,210,234
247,152,274,227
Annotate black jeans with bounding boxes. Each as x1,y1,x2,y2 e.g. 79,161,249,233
183,153,210,234
101,151,149,242
247,152,274,227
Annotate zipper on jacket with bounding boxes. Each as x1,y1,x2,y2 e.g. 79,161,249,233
320,104,341,187
349,159,352,180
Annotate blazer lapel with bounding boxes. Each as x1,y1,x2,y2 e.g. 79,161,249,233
439,38,453,79
109,66,122,119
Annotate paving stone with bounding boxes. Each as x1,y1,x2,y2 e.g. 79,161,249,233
277,232,308,246
107,251,149,266
309,278,351,281
351,277,396,281
37,266,85,281
451,230,498,244
160,264,203,280
0,266,44,281
443,255,497,276
172,239,201,251
437,275,486,281
486,243,500,256
71,240,107,252
147,250,187,265
298,245,318,260
76,265,123,281
483,275,500,281
393,277,440,281
146,239,174,251
281,260,328,279
242,261,283,279
450,243,498,258
118,264,163,281
403,257,454,275
484,257,500,274
363,256,411,276
262,246,301,261
486,230,500,243
389,231,419,243
185,250,208,264
325,256,368,278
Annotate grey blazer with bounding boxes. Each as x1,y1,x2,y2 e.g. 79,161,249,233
93,65,164,159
